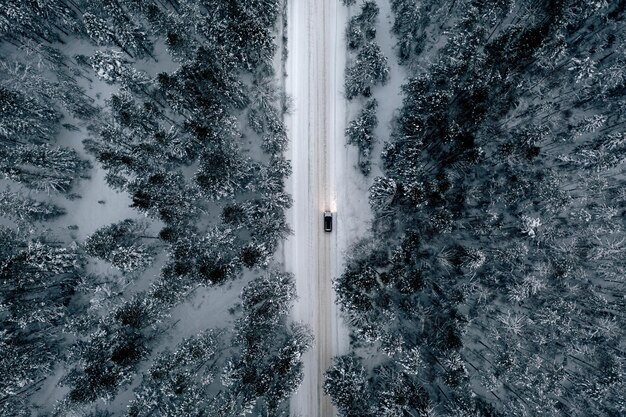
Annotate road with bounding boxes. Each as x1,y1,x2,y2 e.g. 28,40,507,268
284,0,350,415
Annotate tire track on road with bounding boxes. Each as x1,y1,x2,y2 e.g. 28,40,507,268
286,0,348,415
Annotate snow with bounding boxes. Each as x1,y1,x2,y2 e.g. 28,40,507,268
370,1,406,178
31,366,68,415
103,274,252,416
5,1,404,414
283,0,370,415
23,39,178,416
48,158,142,242
284,1,406,415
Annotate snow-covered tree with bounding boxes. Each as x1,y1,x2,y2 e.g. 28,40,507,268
346,1,379,50
241,194,292,256
84,219,155,273
370,364,430,417
194,146,255,201
334,260,384,342
165,226,241,285
83,9,154,59
157,47,248,113
0,143,89,193
239,271,297,329
357,0,379,41
128,171,199,224
89,50,150,90
128,331,220,417
261,111,289,154
83,12,117,47
346,98,378,175
59,295,162,409
346,16,366,50
0,227,83,408
225,271,311,414
333,1,626,416
0,0,76,44
0,191,65,222
368,176,397,213
0,86,59,144
345,42,389,99
568,56,599,85
324,354,370,417
393,1,437,62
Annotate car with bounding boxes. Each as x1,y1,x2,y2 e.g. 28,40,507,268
323,211,333,232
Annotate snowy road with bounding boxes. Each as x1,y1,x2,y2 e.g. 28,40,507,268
284,0,350,415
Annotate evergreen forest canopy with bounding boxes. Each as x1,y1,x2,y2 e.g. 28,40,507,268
2,0,626,416
329,0,626,416
0,1,308,416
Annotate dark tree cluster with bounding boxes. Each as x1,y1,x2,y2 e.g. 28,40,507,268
219,271,311,415
0,65,93,193
0,143,89,194
59,295,162,409
344,1,389,100
84,219,156,273
0,27,98,416
346,98,378,175
0,191,66,223
127,330,221,417
345,42,389,100
126,271,310,417
344,0,387,177
61,0,297,410
0,7,101,415
76,1,292,282
1,0,300,415
0,227,83,416
346,0,378,50
325,353,435,417
331,1,626,416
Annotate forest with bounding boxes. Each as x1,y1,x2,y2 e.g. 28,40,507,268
3,0,626,416
1,0,307,416
329,0,626,416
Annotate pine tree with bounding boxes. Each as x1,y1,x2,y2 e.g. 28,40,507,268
223,271,311,415
345,42,389,99
83,12,117,47
194,145,255,201
0,191,66,222
368,177,397,213
128,331,220,417
84,219,155,273
0,86,59,144
346,98,378,175
0,144,90,193
0,227,83,407
324,354,371,417
89,50,150,91
370,364,430,417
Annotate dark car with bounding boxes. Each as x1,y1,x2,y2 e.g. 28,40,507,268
323,211,333,232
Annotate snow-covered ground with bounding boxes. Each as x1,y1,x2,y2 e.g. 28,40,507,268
371,1,405,177
285,0,405,415
14,1,403,413
283,0,359,415
27,39,249,415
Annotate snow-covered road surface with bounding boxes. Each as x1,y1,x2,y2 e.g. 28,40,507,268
284,0,351,415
